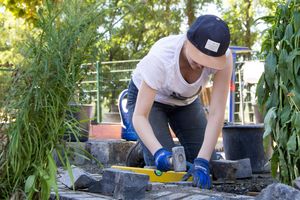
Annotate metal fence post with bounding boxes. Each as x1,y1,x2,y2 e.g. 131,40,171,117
96,61,102,123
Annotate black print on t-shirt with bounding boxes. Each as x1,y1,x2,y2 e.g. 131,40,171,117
171,92,188,100
170,86,202,100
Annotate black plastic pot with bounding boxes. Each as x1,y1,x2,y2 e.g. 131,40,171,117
222,124,271,173
64,104,95,142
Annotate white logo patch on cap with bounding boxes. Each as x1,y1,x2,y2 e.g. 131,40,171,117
205,39,220,52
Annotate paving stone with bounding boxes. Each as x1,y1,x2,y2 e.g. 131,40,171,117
151,191,173,198
181,194,214,200
88,168,123,195
164,184,178,188
87,140,134,165
235,158,252,179
211,159,252,180
113,169,149,200
255,183,300,200
146,182,165,191
169,181,193,187
156,192,190,199
187,189,254,200
58,166,97,189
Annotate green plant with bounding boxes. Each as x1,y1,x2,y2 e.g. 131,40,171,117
256,0,300,185
0,0,102,199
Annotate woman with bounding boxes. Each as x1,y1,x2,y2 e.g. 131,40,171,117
127,14,233,189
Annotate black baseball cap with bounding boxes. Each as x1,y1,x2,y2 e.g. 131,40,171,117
185,15,231,69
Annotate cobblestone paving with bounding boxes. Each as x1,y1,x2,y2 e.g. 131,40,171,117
51,180,255,200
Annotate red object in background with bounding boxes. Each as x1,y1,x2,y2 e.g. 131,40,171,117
230,81,235,92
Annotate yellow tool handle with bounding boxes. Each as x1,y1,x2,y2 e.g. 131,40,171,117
111,165,192,183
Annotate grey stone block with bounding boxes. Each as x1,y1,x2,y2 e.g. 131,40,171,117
113,169,149,200
87,140,134,165
53,142,89,166
88,169,120,195
211,159,252,180
168,181,193,187
294,177,300,190
58,166,97,189
146,182,165,191
67,142,89,166
255,183,300,200
89,168,149,199
235,158,252,178
155,192,189,199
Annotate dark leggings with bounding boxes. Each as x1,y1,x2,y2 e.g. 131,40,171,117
127,80,216,165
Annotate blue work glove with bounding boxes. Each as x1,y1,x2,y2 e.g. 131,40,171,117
154,148,172,172
182,158,211,189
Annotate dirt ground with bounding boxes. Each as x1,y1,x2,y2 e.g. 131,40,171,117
212,173,277,196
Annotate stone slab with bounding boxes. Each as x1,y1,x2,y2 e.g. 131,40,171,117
58,166,97,189
113,169,149,200
211,159,252,180
87,139,135,165
255,183,300,200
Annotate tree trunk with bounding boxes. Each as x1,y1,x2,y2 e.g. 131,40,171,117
186,0,196,26
244,0,252,48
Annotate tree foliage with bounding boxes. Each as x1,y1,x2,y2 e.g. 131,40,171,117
0,8,28,65
184,0,221,26
0,0,43,23
221,0,285,48
222,0,257,48
97,0,182,61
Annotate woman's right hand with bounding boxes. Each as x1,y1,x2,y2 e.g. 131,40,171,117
154,148,172,171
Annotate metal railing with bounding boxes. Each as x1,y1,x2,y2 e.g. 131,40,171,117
80,60,139,123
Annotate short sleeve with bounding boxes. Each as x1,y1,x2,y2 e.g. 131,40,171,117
136,53,165,90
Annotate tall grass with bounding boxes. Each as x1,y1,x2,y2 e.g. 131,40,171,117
0,0,102,199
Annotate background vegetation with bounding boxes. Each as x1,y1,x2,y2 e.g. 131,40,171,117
0,0,298,198
256,0,300,185
0,0,102,198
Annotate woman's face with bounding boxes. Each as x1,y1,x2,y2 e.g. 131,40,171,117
185,48,206,71
185,41,206,70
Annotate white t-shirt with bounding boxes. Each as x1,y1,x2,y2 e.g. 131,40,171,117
132,34,218,106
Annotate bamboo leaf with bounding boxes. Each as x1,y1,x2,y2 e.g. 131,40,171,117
293,56,300,87
265,89,279,110
263,107,277,138
287,131,297,153
290,89,300,108
293,11,300,33
291,112,300,131
264,52,277,89
25,175,36,193
47,153,58,199
279,105,291,124
284,24,294,41
270,149,279,178
256,73,267,112
278,148,289,181
278,49,289,85
287,49,300,63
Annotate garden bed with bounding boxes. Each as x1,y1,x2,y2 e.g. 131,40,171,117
212,173,277,196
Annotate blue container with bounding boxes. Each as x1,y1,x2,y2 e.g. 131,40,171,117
118,89,138,141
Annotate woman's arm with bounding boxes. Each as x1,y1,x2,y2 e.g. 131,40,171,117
197,52,233,160
132,80,162,155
